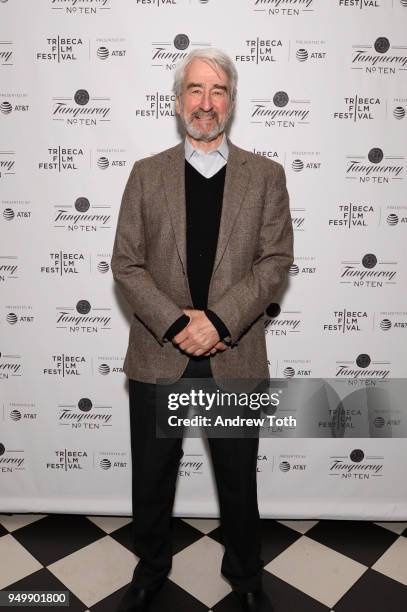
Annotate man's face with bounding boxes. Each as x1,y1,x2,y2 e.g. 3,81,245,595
176,58,232,142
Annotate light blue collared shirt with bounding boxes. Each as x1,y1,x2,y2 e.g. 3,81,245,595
184,133,229,178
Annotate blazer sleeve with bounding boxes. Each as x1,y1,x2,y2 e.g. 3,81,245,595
208,162,294,346
111,161,185,346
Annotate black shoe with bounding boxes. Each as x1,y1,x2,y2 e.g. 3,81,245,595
233,588,274,612
117,578,165,612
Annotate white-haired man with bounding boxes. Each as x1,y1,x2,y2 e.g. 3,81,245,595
112,48,293,612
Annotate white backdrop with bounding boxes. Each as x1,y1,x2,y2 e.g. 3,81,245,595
1,0,407,519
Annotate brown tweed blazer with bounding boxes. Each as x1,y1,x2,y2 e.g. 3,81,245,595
111,139,294,385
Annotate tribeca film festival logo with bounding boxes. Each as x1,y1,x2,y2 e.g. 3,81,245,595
335,353,391,378
52,89,111,126
252,147,280,161
323,309,369,334
40,252,109,275
36,36,126,63
43,354,87,376
288,256,317,278
53,197,111,232
0,151,15,179
264,303,302,336
251,0,316,17
345,148,405,184
235,38,284,64
334,94,406,122
0,351,22,380
339,253,397,288
57,398,112,429
50,0,111,16
2,200,32,223
46,449,89,471
377,311,407,332
338,0,407,8
0,93,29,116
151,34,210,70
36,36,84,62
329,449,383,480
0,40,13,66
333,94,383,122
256,454,270,473
135,91,176,119
0,444,25,473
135,0,179,6
351,36,407,76
38,147,85,172
0,255,18,283
328,201,377,229
56,300,111,333
40,251,86,275
7,402,37,423
250,91,311,128
4,305,34,326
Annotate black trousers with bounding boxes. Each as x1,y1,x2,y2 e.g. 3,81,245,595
128,356,263,592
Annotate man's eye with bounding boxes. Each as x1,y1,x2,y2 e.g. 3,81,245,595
213,90,225,96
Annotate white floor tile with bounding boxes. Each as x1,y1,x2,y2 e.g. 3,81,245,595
48,536,135,608
372,536,407,586
86,515,132,534
265,535,367,608
182,517,220,534
0,535,43,589
169,536,230,608
0,514,46,532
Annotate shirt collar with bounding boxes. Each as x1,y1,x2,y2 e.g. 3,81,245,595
184,133,229,161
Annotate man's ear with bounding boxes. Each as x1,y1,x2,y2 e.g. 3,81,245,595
175,96,180,116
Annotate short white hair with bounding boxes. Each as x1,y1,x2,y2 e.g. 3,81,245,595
173,48,238,104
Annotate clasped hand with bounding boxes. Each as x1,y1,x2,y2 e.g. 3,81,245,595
172,309,228,357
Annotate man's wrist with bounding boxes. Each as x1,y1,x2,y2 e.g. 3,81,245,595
205,309,230,342
163,314,190,342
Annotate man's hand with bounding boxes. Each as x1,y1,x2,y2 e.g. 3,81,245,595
172,309,225,357
202,341,229,356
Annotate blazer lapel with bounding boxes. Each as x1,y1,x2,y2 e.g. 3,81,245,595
212,140,249,273
161,139,250,276
162,142,188,272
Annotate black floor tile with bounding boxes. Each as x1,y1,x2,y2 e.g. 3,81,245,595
0,567,87,612
93,578,210,612
334,568,407,612
213,570,330,612
305,520,398,566
0,523,8,537
108,520,134,554
208,519,302,565
171,518,206,555
11,514,107,566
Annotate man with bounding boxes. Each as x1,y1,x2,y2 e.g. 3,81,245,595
111,48,293,612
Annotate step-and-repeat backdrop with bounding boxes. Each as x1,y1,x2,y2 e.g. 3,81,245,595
1,0,407,519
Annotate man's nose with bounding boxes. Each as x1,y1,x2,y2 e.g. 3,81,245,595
200,90,213,111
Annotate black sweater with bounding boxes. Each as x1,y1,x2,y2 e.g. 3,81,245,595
164,160,230,341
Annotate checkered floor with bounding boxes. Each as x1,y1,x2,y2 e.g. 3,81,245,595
0,514,406,612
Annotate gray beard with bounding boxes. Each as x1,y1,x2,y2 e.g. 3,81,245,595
180,110,229,143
